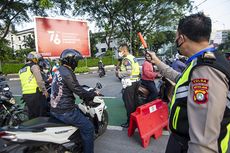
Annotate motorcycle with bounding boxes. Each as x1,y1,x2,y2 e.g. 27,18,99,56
137,76,175,104
0,83,108,153
98,59,106,78
0,80,28,127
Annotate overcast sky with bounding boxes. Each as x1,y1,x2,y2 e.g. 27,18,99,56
16,0,230,32
192,0,230,30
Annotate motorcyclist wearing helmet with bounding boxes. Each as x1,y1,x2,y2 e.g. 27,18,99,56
19,51,49,119
50,49,98,153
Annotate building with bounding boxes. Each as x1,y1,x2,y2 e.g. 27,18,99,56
210,29,230,44
5,28,34,51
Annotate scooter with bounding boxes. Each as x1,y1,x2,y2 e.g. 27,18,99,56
98,59,105,78
0,83,108,153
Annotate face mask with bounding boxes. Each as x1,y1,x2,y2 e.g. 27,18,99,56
175,35,184,55
118,52,124,57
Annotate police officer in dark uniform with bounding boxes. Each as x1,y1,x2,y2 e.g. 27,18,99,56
148,13,230,153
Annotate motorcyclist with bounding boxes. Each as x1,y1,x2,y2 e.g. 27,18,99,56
50,49,99,153
19,52,49,119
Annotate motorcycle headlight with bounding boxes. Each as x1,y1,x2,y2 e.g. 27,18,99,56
3,87,10,91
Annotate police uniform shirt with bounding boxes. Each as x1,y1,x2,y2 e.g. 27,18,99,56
156,61,229,153
118,58,132,78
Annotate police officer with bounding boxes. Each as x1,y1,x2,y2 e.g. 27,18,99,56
50,49,98,153
117,43,140,128
19,52,49,119
148,13,230,153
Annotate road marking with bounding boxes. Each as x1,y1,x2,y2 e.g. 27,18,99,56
9,78,20,81
107,125,170,135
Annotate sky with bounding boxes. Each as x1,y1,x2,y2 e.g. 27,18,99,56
16,0,230,32
192,0,230,31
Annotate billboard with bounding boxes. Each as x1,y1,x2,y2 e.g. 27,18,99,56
35,17,91,58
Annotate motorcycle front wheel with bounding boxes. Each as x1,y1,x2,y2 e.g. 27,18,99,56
26,144,69,153
9,110,29,126
97,110,108,136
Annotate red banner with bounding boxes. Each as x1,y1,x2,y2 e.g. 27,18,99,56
35,17,91,57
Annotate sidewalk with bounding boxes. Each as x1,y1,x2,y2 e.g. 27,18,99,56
7,65,116,80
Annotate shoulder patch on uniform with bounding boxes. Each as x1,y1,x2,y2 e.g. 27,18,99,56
192,78,208,84
123,59,131,66
192,78,209,104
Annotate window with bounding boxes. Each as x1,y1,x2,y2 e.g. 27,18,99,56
19,45,21,49
101,48,106,52
23,35,26,40
18,37,21,41
23,44,26,48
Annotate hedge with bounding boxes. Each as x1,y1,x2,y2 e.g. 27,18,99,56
1,56,118,74
2,63,24,74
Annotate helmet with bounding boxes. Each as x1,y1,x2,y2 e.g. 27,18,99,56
60,49,83,70
38,59,51,71
26,52,42,64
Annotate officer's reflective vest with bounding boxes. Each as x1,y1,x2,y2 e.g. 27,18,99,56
169,51,230,153
19,63,39,94
120,54,140,80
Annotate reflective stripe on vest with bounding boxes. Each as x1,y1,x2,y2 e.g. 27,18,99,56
170,60,197,109
120,54,140,80
221,123,230,153
19,65,38,94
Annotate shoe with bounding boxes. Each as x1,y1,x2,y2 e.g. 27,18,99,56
120,122,129,128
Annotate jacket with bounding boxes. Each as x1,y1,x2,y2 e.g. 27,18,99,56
50,65,97,114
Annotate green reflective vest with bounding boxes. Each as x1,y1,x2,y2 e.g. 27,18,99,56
19,63,39,94
169,51,230,153
120,54,140,80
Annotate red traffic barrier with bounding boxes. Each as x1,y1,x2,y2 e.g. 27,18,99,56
128,99,169,148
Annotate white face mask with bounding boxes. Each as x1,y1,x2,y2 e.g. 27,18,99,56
118,52,124,57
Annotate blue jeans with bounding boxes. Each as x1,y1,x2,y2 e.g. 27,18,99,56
51,108,94,153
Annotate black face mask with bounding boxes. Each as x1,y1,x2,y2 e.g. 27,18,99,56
175,36,184,55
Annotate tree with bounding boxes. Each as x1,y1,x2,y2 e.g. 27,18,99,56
0,0,76,40
23,35,36,50
73,0,192,55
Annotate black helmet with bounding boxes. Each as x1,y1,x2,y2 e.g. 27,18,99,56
60,49,83,70
38,59,51,71
26,52,42,64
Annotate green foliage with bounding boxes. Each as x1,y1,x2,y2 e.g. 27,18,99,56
2,56,117,74
0,39,13,62
15,48,34,62
105,49,114,56
74,0,192,53
74,67,90,73
2,63,24,74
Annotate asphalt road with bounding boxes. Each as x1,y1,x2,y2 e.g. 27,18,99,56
3,71,169,153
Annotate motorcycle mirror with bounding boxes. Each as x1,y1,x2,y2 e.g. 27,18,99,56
96,82,102,89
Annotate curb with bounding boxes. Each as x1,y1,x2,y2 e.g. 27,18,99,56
8,65,116,81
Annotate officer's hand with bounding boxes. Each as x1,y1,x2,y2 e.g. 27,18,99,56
147,51,161,65
44,91,49,98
